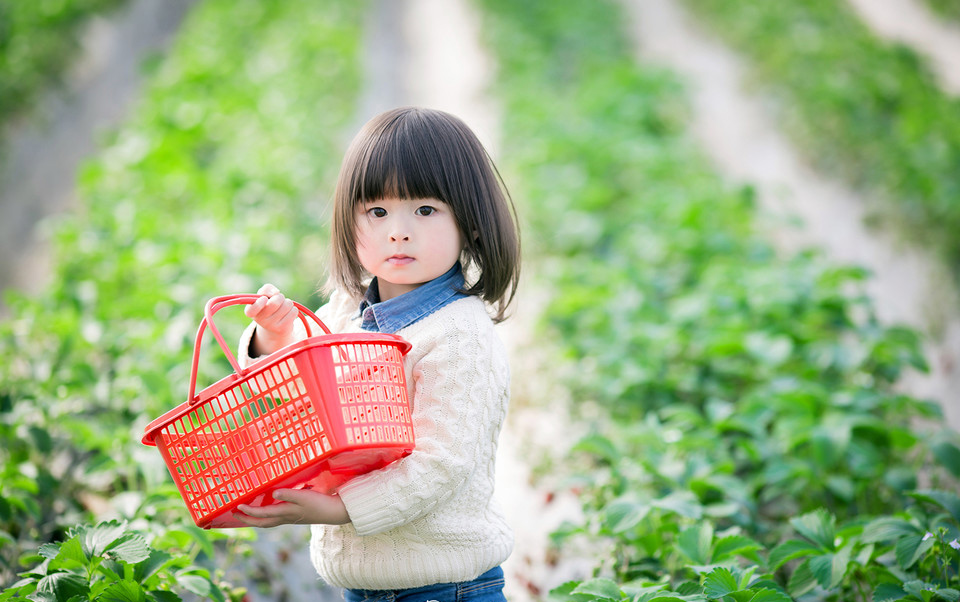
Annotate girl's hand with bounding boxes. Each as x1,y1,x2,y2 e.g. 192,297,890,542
234,489,350,528
244,283,298,355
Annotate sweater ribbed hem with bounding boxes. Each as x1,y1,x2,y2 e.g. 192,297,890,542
312,535,514,590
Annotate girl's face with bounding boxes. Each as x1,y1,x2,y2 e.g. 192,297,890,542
355,197,464,301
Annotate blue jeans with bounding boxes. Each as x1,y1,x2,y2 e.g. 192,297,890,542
343,567,506,602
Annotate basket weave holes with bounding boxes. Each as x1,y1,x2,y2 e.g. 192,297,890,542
264,369,277,389
225,388,242,412
255,374,269,397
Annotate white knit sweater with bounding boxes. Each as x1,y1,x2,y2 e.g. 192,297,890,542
238,290,514,590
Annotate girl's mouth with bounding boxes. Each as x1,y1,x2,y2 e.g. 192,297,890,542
388,255,414,265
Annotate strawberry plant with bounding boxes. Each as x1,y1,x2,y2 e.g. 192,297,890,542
0,521,240,602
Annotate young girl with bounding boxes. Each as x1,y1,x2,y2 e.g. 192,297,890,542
234,107,521,601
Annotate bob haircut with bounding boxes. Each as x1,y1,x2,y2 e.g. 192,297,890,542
329,107,521,322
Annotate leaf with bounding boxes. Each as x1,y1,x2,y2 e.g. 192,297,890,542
175,574,224,602
573,434,621,463
862,517,922,543
604,499,650,533
133,550,173,584
712,535,762,562
703,568,739,598
35,572,89,602
547,581,582,602
808,545,851,590
147,591,182,602
768,539,822,570
790,508,836,549
37,544,61,561
651,491,703,519
49,538,87,571
678,523,714,564
100,580,147,602
872,583,908,602
747,589,792,602
932,440,960,478
895,533,935,570
77,522,128,558
787,559,818,599
105,534,151,564
572,578,623,600
935,589,960,602
909,490,960,523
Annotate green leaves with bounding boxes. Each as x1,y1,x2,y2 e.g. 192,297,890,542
6,521,225,602
789,508,836,550
910,490,960,524
874,580,960,602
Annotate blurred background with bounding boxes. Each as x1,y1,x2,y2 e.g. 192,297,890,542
2,0,959,600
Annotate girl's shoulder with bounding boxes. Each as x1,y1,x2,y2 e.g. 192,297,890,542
406,295,498,340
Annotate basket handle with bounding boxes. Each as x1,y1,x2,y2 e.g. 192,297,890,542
187,294,332,404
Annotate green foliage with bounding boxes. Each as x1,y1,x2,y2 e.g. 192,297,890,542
924,0,960,22
0,0,127,127
0,521,244,602
678,0,960,279
477,0,959,600
1,0,364,592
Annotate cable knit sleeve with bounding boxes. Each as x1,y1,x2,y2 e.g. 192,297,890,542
335,300,505,536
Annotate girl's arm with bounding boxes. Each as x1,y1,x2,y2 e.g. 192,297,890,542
232,489,350,527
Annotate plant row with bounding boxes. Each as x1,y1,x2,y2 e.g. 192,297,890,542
675,0,960,282
476,0,960,600
0,0,127,132
924,0,960,22
0,0,364,599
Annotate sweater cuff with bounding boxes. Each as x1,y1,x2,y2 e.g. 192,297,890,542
337,473,406,536
236,321,260,369
236,320,309,369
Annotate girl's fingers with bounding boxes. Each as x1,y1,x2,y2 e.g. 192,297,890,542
243,295,267,318
236,503,279,518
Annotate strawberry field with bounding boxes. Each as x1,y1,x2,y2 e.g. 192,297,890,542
1,1,959,601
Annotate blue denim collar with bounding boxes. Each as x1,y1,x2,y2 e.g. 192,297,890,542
358,263,468,333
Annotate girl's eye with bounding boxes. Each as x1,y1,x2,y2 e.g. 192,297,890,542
368,207,387,218
415,206,435,216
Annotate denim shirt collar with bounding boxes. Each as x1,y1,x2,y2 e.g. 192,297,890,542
358,263,468,333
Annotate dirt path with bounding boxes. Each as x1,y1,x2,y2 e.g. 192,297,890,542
620,0,960,428
845,0,960,96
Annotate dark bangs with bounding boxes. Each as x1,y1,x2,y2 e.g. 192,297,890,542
339,108,475,207
349,122,444,203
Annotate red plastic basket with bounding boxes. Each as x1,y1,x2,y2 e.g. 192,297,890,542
142,294,414,528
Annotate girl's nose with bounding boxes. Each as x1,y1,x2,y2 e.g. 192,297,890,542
388,218,411,242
